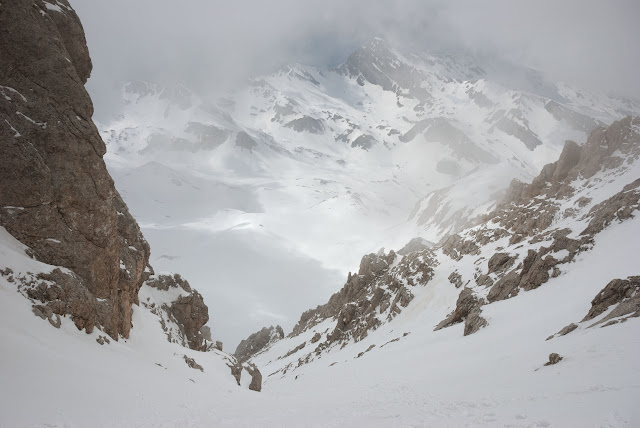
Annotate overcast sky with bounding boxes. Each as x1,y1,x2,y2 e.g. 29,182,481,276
74,0,640,119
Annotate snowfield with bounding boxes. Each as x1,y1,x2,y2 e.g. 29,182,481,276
1,214,639,426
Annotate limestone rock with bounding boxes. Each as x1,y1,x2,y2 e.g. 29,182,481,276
143,274,210,351
235,131,257,152
0,0,150,339
582,276,640,326
434,288,487,336
545,353,563,366
284,116,324,134
243,363,263,392
183,355,204,372
234,325,285,363
487,253,516,274
558,323,578,337
448,271,463,288
397,237,435,255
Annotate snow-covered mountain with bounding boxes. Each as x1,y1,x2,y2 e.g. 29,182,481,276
99,38,639,347
235,117,640,426
2,1,640,426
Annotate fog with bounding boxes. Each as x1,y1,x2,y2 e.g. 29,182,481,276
70,0,640,349
74,0,640,121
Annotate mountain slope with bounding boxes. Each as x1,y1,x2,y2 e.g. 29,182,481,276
237,117,640,426
97,39,639,348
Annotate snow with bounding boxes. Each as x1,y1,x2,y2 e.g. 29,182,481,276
43,2,63,13
4,119,21,137
0,85,28,102
2,195,639,426
16,111,46,129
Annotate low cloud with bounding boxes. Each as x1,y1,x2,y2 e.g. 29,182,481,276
74,0,640,120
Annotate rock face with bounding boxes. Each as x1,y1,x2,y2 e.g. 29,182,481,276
142,274,211,351
0,0,150,340
234,325,285,363
0,1,258,393
549,276,640,338
284,116,324,134
434,288,487,336
433,117,640,333
288,247,436,352
545,353,563,366
243,363,263,392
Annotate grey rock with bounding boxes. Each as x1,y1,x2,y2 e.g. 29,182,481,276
235,131,257,152
434,288,487,336
582,276,640,327
183,355,204,372
284,116,324,134
448,271,463,288
544,353,563,366
351,134,377,150
234,325,285,362
0,0,150,340
398,237,435,255
243,363,262,392
310,332,321,343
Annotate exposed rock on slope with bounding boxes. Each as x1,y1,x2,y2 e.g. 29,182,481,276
234,325,285,363
435,117,640,329
434,288,487,336
549,276,640,339
257,248,438,372
256,117,640,376
142,274,211,351
0,0,150,339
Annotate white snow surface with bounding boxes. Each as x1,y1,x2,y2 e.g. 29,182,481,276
1,209,639,426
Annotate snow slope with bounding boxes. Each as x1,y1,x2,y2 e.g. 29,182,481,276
1,191,638,427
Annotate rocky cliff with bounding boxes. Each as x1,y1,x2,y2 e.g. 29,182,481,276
234,325,285,363
0,0,153,339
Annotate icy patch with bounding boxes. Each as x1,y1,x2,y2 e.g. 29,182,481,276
16,111,46,129
43,2,63,12
0,85,27,102
4,119,21,137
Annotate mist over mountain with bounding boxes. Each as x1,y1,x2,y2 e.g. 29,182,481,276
74,0,640,122
2,1,640,426
96,36,638,348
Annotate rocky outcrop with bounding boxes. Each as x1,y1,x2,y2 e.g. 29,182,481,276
243,363,263,392
284,116,324,134
544,353,563,366
142,274,210,351
183,355,204,372
289,247,437,352
434,288,487,336
234,325,285,363
582,276,640,327
224,358,263,392
580,178,640,236
0,0,151,340
547,323,578,340
397,237,434,255
351,134,377,150
434,117,640,335
235,131,257,152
